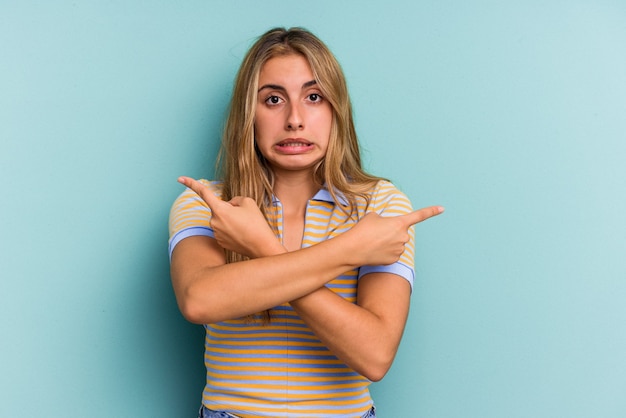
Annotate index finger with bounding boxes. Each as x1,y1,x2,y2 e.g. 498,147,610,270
400,206,445,227
177,176,223,209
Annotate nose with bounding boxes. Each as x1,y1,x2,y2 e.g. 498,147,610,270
286,102,303,130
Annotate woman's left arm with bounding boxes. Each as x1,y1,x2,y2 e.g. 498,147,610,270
289,273,411,382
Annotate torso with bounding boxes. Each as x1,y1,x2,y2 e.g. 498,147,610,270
168,178,415,417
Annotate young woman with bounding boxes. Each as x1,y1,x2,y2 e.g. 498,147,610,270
169,27,443,418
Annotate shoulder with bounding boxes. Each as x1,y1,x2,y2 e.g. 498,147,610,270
168,179,223,230
370,179,407,197
168,179,223,256
366,180,413,214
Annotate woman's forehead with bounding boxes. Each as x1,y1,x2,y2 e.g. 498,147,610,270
258,54,315,86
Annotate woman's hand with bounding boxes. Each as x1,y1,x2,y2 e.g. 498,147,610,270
345,206,444,266
178,176,284,259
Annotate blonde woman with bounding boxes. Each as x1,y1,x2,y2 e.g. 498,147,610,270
169,27,443,418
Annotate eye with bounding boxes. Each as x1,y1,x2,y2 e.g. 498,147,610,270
265,95,283,105
307,93,323,103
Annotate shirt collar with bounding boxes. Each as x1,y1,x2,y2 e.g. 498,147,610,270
271,184,349,206
311,185,349,206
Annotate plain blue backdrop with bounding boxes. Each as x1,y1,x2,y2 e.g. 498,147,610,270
1,1,625,417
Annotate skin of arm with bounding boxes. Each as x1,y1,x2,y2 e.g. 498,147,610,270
171,231,354,324
290,274,410,382
170,177,442,377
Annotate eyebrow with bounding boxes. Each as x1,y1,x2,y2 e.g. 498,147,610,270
258,80,317,93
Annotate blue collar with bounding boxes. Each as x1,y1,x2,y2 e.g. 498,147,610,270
311,186,349,206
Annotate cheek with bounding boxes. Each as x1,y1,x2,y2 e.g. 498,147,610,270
317,110,333,139
254,112,278,137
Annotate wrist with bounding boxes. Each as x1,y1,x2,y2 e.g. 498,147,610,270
331,230,363,269
252,239,288,258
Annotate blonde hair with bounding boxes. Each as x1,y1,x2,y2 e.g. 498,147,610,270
216,27,383,322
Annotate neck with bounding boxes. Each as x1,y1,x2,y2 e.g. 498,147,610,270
273,171,321,214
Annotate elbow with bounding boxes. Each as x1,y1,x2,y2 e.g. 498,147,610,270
361,362,391,383
359,351,395,382
176,286,220,324
178,299,209,324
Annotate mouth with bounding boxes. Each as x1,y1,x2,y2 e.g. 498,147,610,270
273,138,315,155
276,138,313,147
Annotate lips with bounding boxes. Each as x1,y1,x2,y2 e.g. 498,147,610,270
276,138,312,147
274,138,314,154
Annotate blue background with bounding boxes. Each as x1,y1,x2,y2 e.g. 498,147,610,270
1,1,625,417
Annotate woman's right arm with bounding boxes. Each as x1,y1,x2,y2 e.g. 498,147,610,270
170,176,443,324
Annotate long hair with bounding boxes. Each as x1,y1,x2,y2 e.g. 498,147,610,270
216,27,383,322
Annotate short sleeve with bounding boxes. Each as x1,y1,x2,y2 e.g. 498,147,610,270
168,180,221,260
358,181,416,290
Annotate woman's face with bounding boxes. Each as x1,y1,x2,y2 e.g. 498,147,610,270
254,54,332,176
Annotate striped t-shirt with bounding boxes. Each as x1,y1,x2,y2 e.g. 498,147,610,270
168,180,415,418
